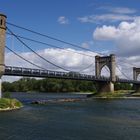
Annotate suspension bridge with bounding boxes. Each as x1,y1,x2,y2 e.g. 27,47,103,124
0,13,140,98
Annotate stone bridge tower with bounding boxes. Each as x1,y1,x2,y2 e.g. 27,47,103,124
133,67,140,92
0,13,7,98
95,54,116,93
133,67,140,81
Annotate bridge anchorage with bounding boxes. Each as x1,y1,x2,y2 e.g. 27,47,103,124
95,54,116,93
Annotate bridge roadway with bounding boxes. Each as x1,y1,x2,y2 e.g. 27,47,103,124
3,66,140,84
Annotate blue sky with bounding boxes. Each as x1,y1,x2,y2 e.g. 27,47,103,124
1,0,140,80
1,0,140,52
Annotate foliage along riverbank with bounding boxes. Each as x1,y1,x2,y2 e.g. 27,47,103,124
88,90,136,99
2,78,132,93
0,98,23,111
2,78,96,93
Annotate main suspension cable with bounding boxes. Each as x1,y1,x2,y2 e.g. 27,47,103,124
6,32,95,58
7,22,104,55
7,27,70,72
6,46,47,70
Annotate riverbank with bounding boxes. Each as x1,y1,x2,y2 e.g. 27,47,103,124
0,98,23,111
87,90,140,99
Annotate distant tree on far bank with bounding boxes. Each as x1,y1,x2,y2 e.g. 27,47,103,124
2,78,132,93
2,78,96,93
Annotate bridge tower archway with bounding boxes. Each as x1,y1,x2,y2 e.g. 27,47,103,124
95,54,116,82
100,65,110,77
133,67,140,81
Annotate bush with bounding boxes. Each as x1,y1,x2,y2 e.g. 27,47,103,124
0,98,23,109
3,92,11,98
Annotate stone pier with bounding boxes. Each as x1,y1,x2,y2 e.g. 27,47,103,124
0,13,7,98
96,81,114,93
133,84,140,93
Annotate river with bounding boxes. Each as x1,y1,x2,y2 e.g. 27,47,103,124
0,92,140,140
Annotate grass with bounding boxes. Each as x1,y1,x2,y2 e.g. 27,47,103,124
92,90,133,98
131,92,140,96
0,98,23,110
96,92,125,98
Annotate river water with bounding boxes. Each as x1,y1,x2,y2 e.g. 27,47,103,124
0,93,140,140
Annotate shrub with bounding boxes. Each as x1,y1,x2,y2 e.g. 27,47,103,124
0,98,23,109
3,92,11,98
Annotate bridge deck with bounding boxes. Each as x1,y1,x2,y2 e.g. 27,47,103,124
3,66,140,84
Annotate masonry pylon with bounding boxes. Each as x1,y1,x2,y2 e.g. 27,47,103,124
0,13,7,98
95,54,116,93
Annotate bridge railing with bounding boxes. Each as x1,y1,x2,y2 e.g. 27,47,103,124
5,66,140,83
4,66,95,80
5,66,110,81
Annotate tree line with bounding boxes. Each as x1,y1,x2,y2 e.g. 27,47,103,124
2,78,132,93
2,78,96,92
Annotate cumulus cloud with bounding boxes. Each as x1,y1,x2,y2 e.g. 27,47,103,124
3,47,138,81
93,17,140,57
92,17,140,79
57,16,69,24
3,48,98,81
93,25,118,40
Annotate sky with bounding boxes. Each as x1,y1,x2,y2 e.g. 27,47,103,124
1,0,140,81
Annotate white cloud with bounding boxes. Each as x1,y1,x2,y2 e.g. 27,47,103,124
92,17,140,79
78,6,138,23
111,7,136,14
93,17,140,57
93,25,118,40
4,15,140,82
57,16,69,24
78,14,137,23
3,47,139,81
3,48,98,81
99,6,137,14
